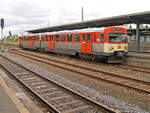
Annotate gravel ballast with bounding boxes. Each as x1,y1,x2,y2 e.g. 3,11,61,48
1,52,150,113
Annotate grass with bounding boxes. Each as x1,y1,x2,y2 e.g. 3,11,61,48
0,37,18,43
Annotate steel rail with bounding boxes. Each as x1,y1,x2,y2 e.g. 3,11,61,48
9,50,150,84
8,50,150,94
0,54,118,113
10,50,150,74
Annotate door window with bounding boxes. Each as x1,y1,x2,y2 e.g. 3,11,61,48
100,33,104,42
87,34,91,42
82,34,86,42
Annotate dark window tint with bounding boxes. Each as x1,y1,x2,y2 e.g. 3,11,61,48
51,35,54,41
34,36,36,41
42,36,45,41
37,36,39,40
67,34,72,42
56,35,60,41
45,35,48,41
100,33,104,42
87,34,91,42
74,34,80,42
49,36,51,41
61,35,65,41
109,33,127,43
82,34,86,42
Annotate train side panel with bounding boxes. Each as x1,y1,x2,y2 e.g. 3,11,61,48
41,41,81,55
92,43,104,55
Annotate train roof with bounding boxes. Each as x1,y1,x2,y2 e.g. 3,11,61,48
22,27,105,36
21,26,126,36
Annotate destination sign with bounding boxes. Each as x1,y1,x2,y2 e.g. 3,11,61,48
113,30,123,33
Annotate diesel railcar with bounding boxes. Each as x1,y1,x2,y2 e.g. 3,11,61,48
18,27,128,63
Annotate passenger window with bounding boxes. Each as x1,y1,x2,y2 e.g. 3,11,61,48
34,36,36,41
74,34,80,42
42,36,45,41
45,36,48,41
87,34,91,42
82,34,86,42
52,36,54,41
100,33,104,42
56,35,60,41
37,36,39,41
49,36,51,41
67,34,72,42
61,35,65,41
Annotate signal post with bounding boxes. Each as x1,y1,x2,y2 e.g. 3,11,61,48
1,18,4,51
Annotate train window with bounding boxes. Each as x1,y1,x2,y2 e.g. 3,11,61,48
74,34,80,42
34,36,36,41
51,36,54,41
49,35,51,41
56,35,60,41
87,34,91,42
100,33,104,42
45,35,48,41
37,36,39,41
42,36,45,41
67,34,72,42
109,33,127,43
82,34,86,42
61,35,65,41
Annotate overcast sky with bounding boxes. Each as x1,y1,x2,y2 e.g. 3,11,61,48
0,0,150,37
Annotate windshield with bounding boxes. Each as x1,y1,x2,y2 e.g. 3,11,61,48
109,33,127,43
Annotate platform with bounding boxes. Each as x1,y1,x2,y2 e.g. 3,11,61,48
0,85,20,113
0,72,30,113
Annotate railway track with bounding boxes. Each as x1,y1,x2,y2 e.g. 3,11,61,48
115,64,150,74
10,49,150,74
8,50,150,95
0,54,118,113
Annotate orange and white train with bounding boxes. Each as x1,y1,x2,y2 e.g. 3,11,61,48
18,27,128,63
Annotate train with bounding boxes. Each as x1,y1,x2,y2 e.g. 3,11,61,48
18,27,128,63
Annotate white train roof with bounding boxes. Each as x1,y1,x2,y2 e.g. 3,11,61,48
22,26,125,36
22,27,106,36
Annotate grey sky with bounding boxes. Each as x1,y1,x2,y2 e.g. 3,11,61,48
0,0,150,37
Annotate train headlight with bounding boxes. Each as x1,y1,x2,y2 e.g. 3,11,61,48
109,47,114,51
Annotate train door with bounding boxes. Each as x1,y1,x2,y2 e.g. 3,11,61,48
49,35,54,50
81,33,92,53
18,37,23,47
30,37,34,47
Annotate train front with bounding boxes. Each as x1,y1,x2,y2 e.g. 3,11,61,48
104,27,128,63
